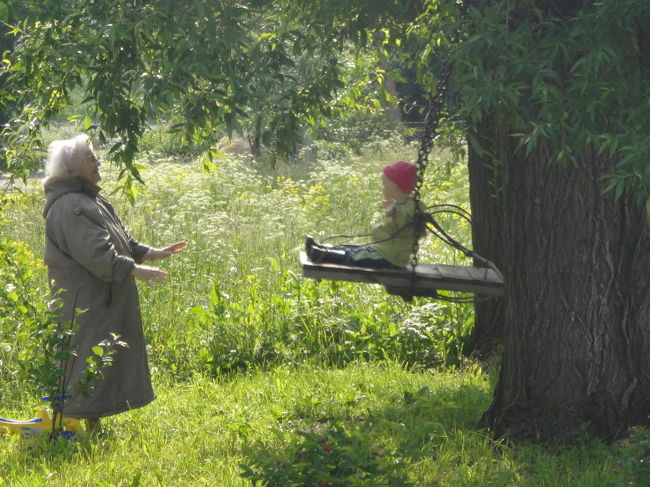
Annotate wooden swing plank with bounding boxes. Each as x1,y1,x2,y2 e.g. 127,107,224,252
299,252,504,297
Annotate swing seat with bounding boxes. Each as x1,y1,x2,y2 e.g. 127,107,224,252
300,252,504,298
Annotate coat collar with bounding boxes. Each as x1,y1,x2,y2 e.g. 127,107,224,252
43,177,102,217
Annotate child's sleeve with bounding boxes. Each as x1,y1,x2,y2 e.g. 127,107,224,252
370,213,398,242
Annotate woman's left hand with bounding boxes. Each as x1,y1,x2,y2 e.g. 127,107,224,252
147,241,187,260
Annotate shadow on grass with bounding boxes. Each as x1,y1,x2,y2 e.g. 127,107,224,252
238,379,644,486
239,381,493,486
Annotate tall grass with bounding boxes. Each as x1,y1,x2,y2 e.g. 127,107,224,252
1,134,475,384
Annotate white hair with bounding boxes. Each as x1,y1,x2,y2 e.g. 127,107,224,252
44,134,94,183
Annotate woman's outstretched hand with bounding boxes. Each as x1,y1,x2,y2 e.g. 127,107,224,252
134,242,186,283
130,264,168,283
146,241,187,260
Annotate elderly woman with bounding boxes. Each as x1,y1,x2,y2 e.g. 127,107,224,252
42,134,185,431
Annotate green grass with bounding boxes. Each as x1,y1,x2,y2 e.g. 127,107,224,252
0,131,646,485
0,363,627,486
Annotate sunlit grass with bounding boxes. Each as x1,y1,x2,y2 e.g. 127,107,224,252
0,363,624,486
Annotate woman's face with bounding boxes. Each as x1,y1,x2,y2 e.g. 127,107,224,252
80,149,101,185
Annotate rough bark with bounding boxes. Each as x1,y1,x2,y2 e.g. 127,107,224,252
476,142,650,443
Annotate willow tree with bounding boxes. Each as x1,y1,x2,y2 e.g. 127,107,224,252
0,0,358,184
441,0,650,442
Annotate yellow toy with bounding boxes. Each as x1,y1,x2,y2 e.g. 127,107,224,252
0,409,86,440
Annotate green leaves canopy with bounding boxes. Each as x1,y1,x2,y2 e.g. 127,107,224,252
1,0,648,207
437,0,650,206
1,0,351,178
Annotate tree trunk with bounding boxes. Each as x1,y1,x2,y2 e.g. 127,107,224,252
474,140,650,442
250,115,262,158
373,30,402,125
466,118,507,358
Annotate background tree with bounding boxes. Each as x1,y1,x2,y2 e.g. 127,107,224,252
0,0,354,182
0,0,35,172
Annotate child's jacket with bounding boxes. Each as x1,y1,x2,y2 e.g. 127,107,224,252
369,198,421,267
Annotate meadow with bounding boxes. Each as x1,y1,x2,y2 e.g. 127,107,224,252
0,129,645,486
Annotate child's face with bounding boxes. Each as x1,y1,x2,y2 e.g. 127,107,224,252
382,174,405,202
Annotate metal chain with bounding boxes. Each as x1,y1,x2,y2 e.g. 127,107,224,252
397,55,501,302
410,62,450,271
401,62,450,302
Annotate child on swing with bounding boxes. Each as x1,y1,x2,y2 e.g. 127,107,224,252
306,161,422,269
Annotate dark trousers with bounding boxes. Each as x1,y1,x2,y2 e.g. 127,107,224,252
342,246,401,269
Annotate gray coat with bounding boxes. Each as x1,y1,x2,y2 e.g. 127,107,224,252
43,177,155,418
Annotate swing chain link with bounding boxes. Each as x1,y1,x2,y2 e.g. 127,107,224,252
404,59,503,302
410,62,451,271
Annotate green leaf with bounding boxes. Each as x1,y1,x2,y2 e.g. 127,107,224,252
92,346,104,357
614,181,625,201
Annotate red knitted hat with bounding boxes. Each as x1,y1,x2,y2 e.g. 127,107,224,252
383,161,417,194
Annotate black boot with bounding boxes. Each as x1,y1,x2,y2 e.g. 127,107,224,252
305,235,317,253
307,245,348,264
305,235,348,264
305,235,332,254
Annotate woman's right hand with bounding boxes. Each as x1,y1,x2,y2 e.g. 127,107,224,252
130,264,168,283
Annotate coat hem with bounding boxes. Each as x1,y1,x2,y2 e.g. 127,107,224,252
63,394,156,419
